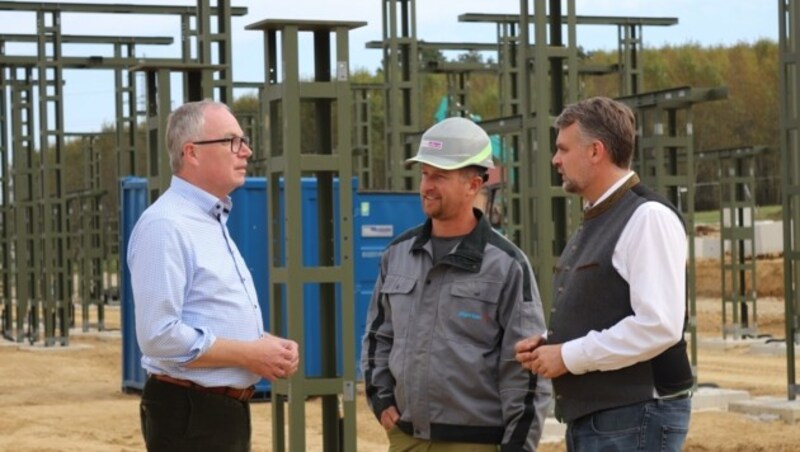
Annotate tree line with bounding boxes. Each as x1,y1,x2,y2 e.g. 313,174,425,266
58,39,780,227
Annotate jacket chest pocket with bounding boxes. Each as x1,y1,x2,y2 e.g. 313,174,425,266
380,274,417,339
438,280,502,346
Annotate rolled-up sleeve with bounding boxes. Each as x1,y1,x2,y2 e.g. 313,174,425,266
128,217,214,366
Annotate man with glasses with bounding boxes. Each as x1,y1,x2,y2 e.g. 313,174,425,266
128,99,299,451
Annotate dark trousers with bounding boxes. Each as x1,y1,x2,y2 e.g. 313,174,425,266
140,376,252,452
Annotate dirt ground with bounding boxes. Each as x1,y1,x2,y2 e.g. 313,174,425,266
1,257,799,451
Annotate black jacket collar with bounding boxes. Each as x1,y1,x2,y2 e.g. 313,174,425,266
411,208,491,273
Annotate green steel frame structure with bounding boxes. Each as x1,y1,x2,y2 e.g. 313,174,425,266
246,18,364,452
64,132,112,333
698,146,769,340
780,0,800,401
618,85,728,371
0,1,244,345
381,0,421,191
351,83,381,189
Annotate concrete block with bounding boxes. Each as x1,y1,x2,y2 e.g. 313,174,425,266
729,396,800,423
539,417,565,444
697,336,764,350
692,387,751,411
749,340,787,356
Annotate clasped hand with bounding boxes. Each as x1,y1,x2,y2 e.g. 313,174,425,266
514,336,568,379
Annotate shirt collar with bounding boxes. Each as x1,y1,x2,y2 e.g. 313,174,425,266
583,171,635,211
170,175,233,222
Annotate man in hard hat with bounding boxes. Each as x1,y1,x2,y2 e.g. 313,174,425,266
361,117,551,451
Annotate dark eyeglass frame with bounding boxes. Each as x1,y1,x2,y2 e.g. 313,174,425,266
192,136,250,154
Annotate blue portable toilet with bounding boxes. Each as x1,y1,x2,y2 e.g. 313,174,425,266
120,177,149,393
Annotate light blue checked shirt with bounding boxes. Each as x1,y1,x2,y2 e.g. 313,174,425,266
128,176,264,388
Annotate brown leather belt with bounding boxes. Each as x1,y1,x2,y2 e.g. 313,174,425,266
150,374,255,402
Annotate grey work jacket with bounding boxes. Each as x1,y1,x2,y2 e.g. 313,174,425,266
361,209,551,451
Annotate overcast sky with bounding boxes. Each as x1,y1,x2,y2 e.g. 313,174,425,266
0,0,780,132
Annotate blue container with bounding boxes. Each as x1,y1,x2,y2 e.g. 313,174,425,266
227,178,271,395
352,191,423,377
120,177,149,393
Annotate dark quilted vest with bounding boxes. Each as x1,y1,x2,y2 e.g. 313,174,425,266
549,176,693,422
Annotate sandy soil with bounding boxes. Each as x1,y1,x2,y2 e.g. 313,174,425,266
1,257,798,451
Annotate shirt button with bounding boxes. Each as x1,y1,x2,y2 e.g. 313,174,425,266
548,329,553,335
425,280,431,285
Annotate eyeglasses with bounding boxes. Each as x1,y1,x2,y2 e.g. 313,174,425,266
192,136,250,154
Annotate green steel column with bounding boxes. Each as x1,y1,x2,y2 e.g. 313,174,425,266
9,69,36,343
498,19,523,246
518,0,580,317
618,23,644,96
352,83,377,189
65,134,106,332
779,0,799,401
114,42,142,179
0,47,9,339
382,0,420,191
197,0,234,102
36,9,69,346
248,18,364,452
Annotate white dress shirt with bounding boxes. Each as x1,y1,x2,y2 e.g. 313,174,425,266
561,171,688,375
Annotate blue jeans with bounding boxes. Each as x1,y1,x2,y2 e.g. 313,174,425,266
566,397,691,452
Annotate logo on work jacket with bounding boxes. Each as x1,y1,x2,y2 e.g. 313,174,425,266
457,310,492,323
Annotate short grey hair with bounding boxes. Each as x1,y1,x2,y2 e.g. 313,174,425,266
554,97,636,169
165,99,232,173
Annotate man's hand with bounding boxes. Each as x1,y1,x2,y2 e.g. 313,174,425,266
515,337,568,378
248,333,300,381
380,406,400,431
514,335,546,360
521,343,568,379
514,335,546,370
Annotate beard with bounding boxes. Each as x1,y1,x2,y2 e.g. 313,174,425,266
422,195,443,218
